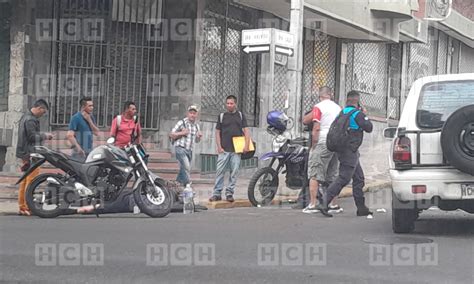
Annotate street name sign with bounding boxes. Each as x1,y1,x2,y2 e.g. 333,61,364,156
241,28,295,56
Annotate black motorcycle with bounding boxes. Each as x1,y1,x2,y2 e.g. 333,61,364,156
17,138,172,218
247,125,309,207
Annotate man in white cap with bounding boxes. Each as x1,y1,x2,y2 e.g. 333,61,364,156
169,105,203,186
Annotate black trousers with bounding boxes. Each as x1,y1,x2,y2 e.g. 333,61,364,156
324,148,366,208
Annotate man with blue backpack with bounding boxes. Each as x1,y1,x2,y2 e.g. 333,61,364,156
316,90,373,217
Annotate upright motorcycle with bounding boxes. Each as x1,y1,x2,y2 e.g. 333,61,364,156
248,110,309,207
17,138,172,218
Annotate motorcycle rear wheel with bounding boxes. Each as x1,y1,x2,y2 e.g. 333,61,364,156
25,173,64,218
133,179,172,218
248,167,279,207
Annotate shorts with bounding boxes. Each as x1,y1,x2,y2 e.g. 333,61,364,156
307,143,338,183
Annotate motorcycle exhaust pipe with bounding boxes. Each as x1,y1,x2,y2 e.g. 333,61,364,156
46,177,93,197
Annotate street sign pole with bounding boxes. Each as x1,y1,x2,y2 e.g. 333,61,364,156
287,0,304,137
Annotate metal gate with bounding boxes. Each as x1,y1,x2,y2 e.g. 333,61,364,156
345,42,389,117
50,0,163,129
200,0,259,125
459,43,474,73
300,30,337,115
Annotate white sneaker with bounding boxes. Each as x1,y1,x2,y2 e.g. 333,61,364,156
328,204,344,214
302,205,320,214
133,205,141,214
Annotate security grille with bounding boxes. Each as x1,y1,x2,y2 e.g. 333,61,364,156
301,30,336,115
437,31,449,74
50,0,163,129
407,27,438,87
272,61,289,111
200,0,259,125
459,43,474,73
388,44,402,120
450,39,461,74
345,43,389,117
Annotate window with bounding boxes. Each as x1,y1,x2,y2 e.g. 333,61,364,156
417,80,474,129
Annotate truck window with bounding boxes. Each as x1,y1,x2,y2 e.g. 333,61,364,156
417,80,474,129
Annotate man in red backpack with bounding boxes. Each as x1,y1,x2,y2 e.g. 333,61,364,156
110,101,142,148
317,90,373,217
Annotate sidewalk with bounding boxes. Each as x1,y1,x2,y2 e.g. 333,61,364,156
0,175,390,214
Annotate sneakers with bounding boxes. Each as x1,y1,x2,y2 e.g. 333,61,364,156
315,204,333,217
356,206,373,216
226,195,235,202
291,203,306,210
328,204,344,214
208,195,222,202
302,205,320,214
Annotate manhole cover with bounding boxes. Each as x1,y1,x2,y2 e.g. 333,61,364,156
363,236,433,245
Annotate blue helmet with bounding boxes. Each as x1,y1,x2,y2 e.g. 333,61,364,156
267,110,288,131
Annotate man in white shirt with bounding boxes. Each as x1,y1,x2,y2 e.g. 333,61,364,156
302,86,342,214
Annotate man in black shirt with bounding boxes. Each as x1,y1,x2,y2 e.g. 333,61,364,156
16,99,54,215
209,95,251,202
317,90,374,217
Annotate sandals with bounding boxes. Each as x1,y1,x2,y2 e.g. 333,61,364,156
18,209,32,216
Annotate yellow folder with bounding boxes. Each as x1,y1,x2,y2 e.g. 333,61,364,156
232,136,255,153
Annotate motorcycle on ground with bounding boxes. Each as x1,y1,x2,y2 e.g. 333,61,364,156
247,110,309,207
18,137,172,218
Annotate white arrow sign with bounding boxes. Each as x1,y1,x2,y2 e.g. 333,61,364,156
243,45,270,54
275,46,294,56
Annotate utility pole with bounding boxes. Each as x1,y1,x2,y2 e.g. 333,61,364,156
287,0,304,138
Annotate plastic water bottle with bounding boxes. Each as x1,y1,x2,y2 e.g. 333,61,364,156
183,183,194,214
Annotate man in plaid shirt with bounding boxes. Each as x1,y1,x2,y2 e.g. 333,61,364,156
169,105,203,186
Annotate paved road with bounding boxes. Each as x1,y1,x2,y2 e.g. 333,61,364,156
1,189,473,284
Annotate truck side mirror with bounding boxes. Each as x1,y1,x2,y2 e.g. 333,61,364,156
383,127,397,139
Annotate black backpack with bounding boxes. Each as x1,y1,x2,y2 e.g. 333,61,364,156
326,109,358,152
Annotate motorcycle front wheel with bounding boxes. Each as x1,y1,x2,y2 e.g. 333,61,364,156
25,173,64,218
248,167,279,207
133,179,172,218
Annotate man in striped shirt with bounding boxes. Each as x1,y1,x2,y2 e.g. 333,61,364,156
169,105,203,186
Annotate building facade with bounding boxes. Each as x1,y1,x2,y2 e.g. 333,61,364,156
0,0,473,176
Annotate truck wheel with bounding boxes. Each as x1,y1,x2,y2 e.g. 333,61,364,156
440,104,474,175
392,192,417,234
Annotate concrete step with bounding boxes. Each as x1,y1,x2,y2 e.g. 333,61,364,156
43,140,158,150
52,130,158,143
42,148,173,160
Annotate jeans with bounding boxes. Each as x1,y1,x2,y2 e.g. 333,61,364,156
212,152,241,197
175,146,192,186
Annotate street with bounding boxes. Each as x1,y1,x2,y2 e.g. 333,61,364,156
1,189,473,284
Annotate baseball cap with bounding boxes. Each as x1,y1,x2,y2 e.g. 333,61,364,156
188,105,199,112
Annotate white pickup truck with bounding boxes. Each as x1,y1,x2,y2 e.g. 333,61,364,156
384,73,474,233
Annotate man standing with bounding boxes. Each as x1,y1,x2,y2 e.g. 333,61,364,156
67,97,99,161
16,99,54,216
317,90,373,217
169,105,202,186
301,87,342,214
110,101,142,148
209,95,250,202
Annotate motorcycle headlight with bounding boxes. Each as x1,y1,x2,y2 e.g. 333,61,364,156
272,132,290,152
272,139,284,152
